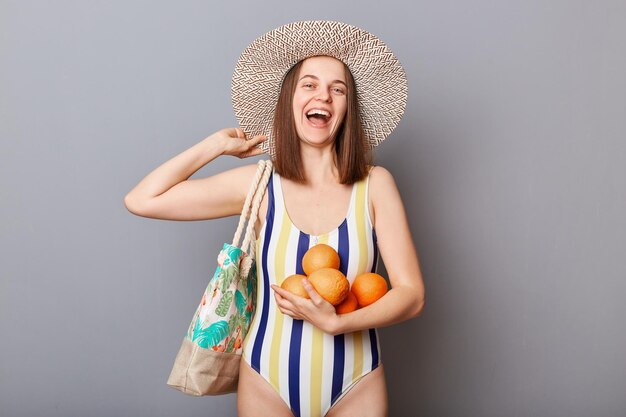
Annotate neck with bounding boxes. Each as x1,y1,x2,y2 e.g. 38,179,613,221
299,143,339,186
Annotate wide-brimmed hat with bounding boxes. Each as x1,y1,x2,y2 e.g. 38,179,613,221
231,20,408,157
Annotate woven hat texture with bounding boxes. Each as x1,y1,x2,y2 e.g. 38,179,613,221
231,20,408,157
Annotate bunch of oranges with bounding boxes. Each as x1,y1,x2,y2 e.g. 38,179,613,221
281,244,388,314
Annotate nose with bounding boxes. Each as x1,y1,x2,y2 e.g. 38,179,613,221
315,88,332,102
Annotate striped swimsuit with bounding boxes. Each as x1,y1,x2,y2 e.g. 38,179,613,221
242,166,382,417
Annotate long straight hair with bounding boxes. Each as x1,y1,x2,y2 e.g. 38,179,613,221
272,57,372,185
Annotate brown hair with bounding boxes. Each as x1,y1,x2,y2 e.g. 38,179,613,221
272,57,372,185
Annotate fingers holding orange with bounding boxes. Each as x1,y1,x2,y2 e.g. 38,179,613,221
277,244,388,317
279,245,347,306
271,285,300,314
280,274,310,299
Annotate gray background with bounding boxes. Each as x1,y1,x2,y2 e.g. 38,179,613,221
1,1,625,416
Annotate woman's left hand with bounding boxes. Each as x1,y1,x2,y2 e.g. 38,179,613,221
271,278,340,335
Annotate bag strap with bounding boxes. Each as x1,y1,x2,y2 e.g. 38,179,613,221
241,160,272,257
231,159,273,257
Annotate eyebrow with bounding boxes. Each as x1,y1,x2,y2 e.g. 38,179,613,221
298,74,347,87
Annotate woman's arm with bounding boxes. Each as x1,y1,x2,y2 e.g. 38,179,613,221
330,165,425,334
270,165,426,335
123,128,267,220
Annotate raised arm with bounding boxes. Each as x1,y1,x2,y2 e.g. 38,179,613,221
123,128,267,221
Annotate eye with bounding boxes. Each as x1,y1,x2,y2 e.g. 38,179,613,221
333,87,346,95
302,82,315,88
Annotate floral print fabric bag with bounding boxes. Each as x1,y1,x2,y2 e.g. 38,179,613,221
167,160,272,396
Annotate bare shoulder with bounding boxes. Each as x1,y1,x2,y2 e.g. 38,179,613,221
368,165,399,201
189,160,271,218
191,161,262,205
368,165,396,186
367,165,403,227
225,162,265,194
213,161,272,206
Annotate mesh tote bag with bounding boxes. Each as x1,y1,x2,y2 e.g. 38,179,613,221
167,159,272,396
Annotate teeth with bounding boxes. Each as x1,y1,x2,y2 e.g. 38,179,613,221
306,109,330,117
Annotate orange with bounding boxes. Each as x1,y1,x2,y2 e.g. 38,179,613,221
351,272,388,307
335,291,358,314
308,268,349,306
281,274,310,298
302,244,340,276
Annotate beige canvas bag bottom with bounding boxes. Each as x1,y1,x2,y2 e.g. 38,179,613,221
167,337,240,395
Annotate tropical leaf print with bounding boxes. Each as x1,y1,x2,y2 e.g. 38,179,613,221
225,244,242,264
235,289,246,315
229,312,248,338
193,320,229,349
247,261,257,296
188,312,204,340
227,314,238,333
217,250,228,268
215,290,233,317
181,243,254,349
226,335,236,352
247,261,257,316
218,266,237,293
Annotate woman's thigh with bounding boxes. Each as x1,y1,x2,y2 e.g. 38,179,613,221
326,363,388,417
237,359,295,417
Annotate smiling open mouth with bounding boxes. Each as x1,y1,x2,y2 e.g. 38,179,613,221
306,109,332,127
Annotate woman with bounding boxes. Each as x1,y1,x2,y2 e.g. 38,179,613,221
125,21,425,417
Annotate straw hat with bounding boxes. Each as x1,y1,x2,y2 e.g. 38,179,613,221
231,20,408,157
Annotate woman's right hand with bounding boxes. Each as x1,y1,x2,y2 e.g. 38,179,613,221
210,127,268,159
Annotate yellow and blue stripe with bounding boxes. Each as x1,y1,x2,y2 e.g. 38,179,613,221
242,167,381,417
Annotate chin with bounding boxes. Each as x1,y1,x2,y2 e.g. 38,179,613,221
300,134,336,148
297,127,340,147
